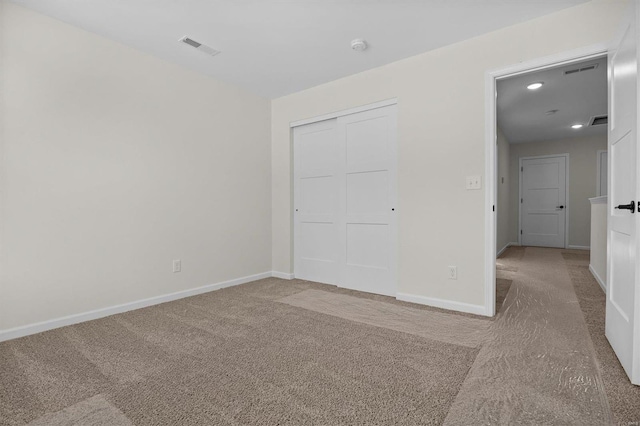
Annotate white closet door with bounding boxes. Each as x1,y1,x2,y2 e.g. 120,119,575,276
338,105,397,296
293,119,339,285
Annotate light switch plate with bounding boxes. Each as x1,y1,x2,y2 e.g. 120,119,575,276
466,175,482,190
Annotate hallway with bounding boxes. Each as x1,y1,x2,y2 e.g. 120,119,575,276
446,246,639,424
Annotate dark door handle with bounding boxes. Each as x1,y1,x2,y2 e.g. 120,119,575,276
615,201,635,213
556,205,564,209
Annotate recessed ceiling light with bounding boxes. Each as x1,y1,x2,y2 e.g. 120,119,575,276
527,82,544,90
571,124,583,129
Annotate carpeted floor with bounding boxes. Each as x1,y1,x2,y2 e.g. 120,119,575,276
562,251,640,425
1,280,482,426
0,247,638,425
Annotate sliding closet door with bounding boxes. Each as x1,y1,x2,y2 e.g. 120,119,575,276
338,105,397,296
293,104,397,295
293,119,340,285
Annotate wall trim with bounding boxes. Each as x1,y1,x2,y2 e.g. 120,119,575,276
568,245,590,250
396,292,488,317
589,264,607,293
290,98,397,128
272,271,294,280
497,242,519,258
0,271,274,343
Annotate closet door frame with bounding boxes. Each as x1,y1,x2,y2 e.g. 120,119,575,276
291,99,398,294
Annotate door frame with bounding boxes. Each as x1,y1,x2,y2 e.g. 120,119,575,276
517,154,570,249
290,98,399,290
485,43,608,317
596,149,608,197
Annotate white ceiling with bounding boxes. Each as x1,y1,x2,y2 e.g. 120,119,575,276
497,55,607,144
10,0,588,99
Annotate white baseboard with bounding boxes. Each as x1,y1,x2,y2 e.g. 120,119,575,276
396,292,488,316
272,271,294,280
568,245,590,250
496,242,519,258
589,264,607,293
0,271,273,343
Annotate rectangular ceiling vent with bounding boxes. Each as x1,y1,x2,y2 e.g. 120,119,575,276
590,115,608,126
179,36,220,57
564,63,598,75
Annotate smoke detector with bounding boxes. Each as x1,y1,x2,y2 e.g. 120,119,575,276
179,36,220,57
351,39,368,52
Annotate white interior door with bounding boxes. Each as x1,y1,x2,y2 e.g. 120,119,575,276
293,119,339,285
606,2,640,385
338,106,397,296
293,104,397,296
520,155,567,248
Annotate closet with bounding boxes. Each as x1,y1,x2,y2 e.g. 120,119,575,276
293,103,397,296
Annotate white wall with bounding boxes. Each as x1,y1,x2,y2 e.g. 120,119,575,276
0,3,272,331
497,127,511,255
272,1,626,312
508,134,607,247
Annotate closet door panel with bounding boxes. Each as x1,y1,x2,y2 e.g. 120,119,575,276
339,105,397,296
293,119,339,285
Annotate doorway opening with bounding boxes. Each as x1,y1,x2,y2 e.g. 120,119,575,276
484,45,608,317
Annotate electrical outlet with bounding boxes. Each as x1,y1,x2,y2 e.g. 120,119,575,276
173,259,181,273
448,266,457,280
466,175,482,190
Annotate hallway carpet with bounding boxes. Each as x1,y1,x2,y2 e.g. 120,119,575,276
563,250,640,425
1,247,638,425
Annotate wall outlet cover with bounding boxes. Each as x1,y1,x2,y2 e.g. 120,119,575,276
448,266,457,280
466,175,482,190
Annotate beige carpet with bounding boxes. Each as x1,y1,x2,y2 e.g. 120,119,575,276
562,251,640,425
278,289,490,348
1,247,639,425
445,247,612,425
27,395,132,426
1,280,480,425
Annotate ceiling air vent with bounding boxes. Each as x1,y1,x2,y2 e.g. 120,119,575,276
590,115,608,126
179,36,220,57
564,63,598,75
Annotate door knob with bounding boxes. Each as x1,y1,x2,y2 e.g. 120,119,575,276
556,205,564,209
615,201,635,213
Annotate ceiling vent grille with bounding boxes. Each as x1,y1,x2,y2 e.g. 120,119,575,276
179,36,220,57
590,115,608,126
564,63,598,75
